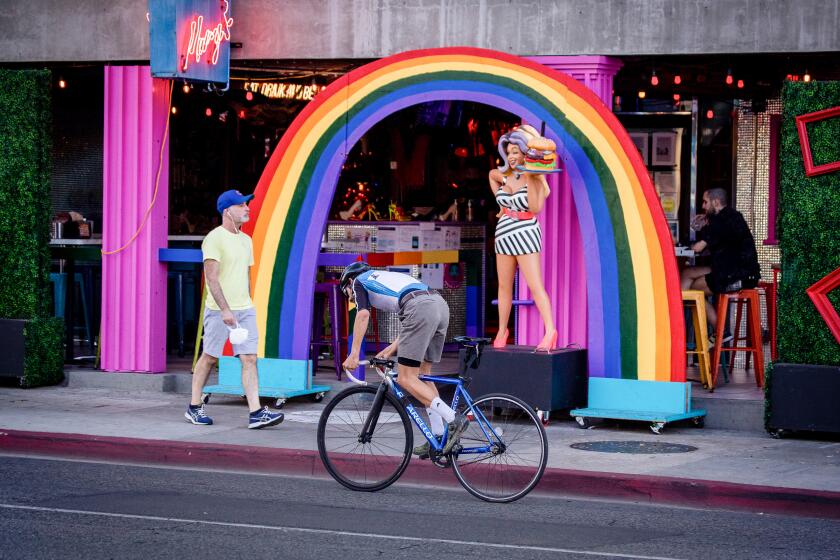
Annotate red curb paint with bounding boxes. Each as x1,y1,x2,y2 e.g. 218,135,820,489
2,429,839,519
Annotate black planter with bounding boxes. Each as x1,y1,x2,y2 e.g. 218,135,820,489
0,317,64,387
0,319,26,380
767,363,840,436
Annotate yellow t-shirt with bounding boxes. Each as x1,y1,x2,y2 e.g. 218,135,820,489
202,226,254,311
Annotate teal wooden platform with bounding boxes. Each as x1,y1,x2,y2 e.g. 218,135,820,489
202,357,331,407
570,377,706,434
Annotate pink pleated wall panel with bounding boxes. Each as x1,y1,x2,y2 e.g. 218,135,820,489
517,56,623,348
101,66,169,372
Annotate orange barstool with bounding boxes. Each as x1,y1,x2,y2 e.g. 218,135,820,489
757,280,777,362
710,289,765,389
682,290,712,389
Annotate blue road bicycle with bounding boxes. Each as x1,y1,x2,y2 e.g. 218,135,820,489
316,337,548,502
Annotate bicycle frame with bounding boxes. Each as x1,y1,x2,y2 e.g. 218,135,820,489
366,369,504,456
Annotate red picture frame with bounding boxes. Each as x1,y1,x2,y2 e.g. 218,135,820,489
807,266,840,347
795,105,840,177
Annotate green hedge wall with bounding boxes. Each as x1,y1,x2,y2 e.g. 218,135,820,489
0,69,64,387
778,81,840,366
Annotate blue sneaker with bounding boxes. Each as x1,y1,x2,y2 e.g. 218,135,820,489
248,406,284,429
185,405,213,426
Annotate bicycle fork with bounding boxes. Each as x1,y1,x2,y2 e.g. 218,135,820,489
359,382,389,444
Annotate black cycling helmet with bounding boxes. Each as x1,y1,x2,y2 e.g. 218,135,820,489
340,261,371,291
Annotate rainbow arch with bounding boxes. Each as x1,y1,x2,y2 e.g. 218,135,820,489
243,47,685,382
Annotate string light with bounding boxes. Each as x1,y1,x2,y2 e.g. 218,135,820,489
58,79,66,89
238,110,245,118
182,83,190,93
673,94,681,102
205,108,212,117
725,69,733,85
737,79,744,89
651,70,659,86
171,106,178,115
245,91,253,101
804,70,811,82
673,74,681,85
638,90,646,99
706,109,714,119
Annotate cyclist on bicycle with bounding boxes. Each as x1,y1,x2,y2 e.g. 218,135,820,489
340,261,469,456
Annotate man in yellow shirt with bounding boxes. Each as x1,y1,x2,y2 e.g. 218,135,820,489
185,190,283,429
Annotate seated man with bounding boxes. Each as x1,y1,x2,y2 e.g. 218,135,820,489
340,262,468,457
681,188,761,331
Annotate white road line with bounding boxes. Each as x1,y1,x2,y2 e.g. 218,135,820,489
0,503,684,560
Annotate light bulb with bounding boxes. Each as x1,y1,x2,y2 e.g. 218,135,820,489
58,79,66,89
673,94,680,101
182,84,190,93
245,91,253,101
737,79,744,89
706,109,714,119
171,107,177,115
651,71,659,86
674,75,682,85
638,90,646,99
725,69,733,85
205,108,212,117
804,70,811,82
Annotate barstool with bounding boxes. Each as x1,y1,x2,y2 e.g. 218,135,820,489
682,290,712,389
311,282,344,379
757,280,777,361
50,272,93,353
710,289,764,389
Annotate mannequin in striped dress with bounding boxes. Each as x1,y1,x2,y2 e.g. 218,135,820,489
489,125,557,351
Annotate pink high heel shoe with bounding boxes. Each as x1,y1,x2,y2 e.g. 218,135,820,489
535,330,558,352
493,328,509,349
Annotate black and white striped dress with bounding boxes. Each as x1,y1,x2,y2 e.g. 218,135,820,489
495,184,542,255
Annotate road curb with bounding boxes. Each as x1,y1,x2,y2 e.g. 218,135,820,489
2,429,839,518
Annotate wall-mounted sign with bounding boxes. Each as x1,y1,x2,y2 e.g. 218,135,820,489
243,81,326,101
149,0,233,85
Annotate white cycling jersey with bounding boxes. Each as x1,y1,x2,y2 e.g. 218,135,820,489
352,270,427,313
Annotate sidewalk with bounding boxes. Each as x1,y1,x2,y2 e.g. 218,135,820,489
1,370,839,518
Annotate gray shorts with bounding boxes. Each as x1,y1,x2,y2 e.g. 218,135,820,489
203,307,259,358
397,293,449,364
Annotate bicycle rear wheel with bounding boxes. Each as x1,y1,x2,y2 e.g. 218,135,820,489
317,385,413,492
451,393,547,502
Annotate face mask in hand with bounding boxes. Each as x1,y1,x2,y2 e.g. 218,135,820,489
228,325,249,345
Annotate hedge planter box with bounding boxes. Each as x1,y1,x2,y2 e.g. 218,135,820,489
0,318,64,388
767,363,840,436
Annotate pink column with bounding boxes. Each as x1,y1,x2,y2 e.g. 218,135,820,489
101,66,170,372
517,56,622,348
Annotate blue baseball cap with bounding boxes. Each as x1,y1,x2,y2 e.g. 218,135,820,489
216,190,254,214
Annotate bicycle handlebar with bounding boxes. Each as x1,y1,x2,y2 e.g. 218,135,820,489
343,359,396,385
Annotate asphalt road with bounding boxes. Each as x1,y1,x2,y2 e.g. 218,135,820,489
0,455,838,560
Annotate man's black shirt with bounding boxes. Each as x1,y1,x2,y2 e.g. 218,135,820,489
698,205,761,292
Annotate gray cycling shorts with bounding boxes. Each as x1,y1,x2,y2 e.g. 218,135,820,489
397,293,449,364
203,307,259,358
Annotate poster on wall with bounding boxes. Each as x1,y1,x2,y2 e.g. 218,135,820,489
376,226,397,252
420,264,445,289
651,131,678,166
628,132,649,165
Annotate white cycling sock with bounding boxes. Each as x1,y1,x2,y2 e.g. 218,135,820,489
426,407,445,436
430,397,456,423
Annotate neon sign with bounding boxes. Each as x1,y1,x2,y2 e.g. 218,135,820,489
182,0,234,71
244,81,326,101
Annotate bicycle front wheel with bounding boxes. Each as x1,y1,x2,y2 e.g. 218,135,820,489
451,393,548,502
317,385,413,492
